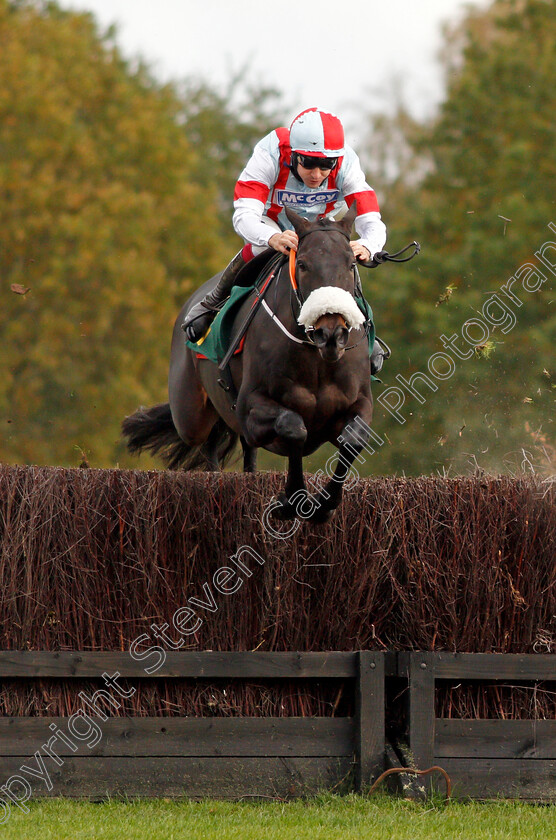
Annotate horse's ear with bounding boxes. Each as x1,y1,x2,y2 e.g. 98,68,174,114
285,207,313,237
337,201,358,236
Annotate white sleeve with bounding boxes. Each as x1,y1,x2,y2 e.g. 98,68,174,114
340,147,387,258
354,213,387,259
233,200,277,248
232,133,280,248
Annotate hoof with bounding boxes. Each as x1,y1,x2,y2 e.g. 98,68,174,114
307,506,335,524
270,493,298,521
270,492,336,524
305,489,339,524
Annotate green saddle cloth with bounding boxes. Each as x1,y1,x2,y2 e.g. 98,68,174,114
185,284,254,365
186,286,376,371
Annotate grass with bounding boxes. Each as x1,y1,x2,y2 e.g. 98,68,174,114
1,795,555,840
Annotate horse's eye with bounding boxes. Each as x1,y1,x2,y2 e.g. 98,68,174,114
297,260,307,271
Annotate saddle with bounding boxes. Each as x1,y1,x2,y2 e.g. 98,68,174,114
184,252,284,366
185,254,378,377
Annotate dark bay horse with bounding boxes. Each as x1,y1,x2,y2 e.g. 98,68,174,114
122,204,374,522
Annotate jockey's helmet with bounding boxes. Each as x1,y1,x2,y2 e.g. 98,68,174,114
289,108,345,159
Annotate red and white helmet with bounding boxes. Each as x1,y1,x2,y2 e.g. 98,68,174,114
289,108,345,158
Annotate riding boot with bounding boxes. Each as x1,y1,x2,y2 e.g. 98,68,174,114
182,251,247,342
371,335,392,376
354,267,390,376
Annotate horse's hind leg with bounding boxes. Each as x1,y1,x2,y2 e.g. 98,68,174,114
169,326,218,449
202,423,224,471
240,436,257,473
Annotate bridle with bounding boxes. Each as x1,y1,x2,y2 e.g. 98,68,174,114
278,228,371,350
262,226,420,351
217,227,419,406
287,225,352,309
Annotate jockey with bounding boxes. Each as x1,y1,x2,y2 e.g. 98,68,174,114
183,107,388,370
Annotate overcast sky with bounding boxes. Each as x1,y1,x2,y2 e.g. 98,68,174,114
57,0,491,132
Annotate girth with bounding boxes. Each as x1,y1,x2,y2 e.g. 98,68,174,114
216,252,285,410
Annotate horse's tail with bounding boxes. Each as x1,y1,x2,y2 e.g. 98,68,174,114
121,403,238,470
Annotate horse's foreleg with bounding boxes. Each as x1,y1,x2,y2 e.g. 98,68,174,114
239,393,307,451
309,403,373,522
271,450,307,521
238,393,307,518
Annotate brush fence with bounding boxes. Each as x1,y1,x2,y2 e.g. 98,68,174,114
1,467,554,656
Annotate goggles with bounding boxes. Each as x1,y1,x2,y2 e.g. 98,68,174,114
296,153,339,171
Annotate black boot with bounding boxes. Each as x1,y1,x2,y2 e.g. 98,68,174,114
182,251,246,342
371,335,391,376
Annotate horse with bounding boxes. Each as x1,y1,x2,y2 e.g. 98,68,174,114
122,203,375,523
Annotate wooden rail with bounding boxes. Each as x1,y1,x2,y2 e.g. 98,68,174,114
1,651,554,800
399,653,556,800
0,651,392,799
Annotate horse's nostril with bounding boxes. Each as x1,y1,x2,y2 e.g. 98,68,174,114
335,326,350,347
313,328,326,345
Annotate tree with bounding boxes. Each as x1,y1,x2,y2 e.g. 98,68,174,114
178,73,288,236
0,0,228,465
359,0,555,476
0,1,292,468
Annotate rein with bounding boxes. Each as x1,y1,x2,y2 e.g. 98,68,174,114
267,228,420,351
368,240,421,266
287,226,351,306
273,241,371,351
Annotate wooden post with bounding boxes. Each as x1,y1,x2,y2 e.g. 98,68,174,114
407,652,435,793
355,651,384,791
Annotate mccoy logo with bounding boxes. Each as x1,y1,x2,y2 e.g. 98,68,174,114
276,189,339,207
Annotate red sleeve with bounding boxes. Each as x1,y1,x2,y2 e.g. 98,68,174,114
345,190,380,215
234,180,270,203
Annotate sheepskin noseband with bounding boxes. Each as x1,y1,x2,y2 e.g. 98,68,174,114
298,287,365,330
